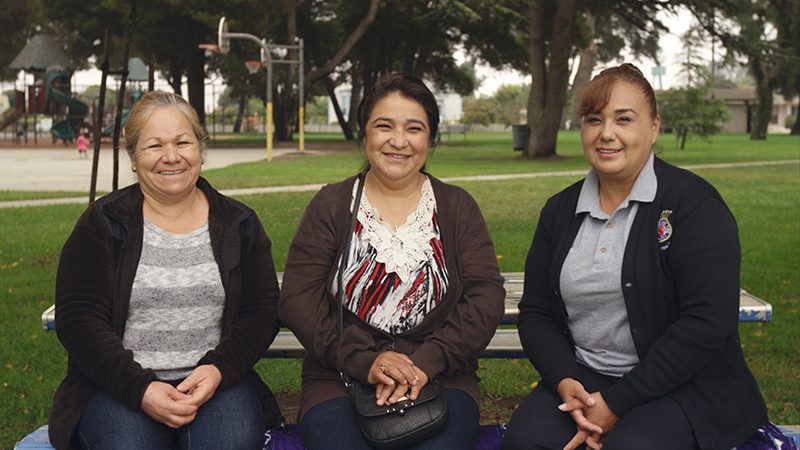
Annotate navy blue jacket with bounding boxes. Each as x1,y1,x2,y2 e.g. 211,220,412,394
518,157,767,450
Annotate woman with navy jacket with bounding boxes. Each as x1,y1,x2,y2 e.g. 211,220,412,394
502,64,767,450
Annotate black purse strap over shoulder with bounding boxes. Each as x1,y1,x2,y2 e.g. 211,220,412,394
338,173,366,388
333,173,448,449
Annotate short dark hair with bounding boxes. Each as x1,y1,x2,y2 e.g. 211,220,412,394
578,63,658,120
357,72,439,147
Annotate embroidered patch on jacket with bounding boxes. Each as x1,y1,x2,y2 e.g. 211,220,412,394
657,210,673,250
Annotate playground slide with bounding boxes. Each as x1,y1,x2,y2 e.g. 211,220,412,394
0,107,22,132
102,89,142,136
102,108,131,136
49,88,89,140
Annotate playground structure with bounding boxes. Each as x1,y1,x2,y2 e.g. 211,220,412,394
99,57,148,137
0,91,25,136
45,68,90,142
100,90,142,137
3,34,90,144
0,67,89,143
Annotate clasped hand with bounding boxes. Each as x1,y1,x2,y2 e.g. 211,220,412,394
557,378,618,450
140,364,222,428
367,351,429,406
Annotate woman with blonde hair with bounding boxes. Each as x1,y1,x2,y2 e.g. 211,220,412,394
50,91,282,449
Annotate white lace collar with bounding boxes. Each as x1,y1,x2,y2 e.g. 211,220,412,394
354,177,437,282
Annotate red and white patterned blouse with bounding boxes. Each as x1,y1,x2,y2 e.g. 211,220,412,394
333,177,449,335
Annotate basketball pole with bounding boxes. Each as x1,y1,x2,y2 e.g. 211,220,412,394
216,17,304,161
298,37,305,153
262,42,273,162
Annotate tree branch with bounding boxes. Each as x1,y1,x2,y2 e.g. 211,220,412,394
304,0,380,85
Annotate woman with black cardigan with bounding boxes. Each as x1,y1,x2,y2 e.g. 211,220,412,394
502,64,767,450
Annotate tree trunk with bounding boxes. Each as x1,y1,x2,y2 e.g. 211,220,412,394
273,85,287,141
304,0,379,86
168,59,183,95
169,74,182,95
680,127,688,149
568,14,597,130
326,77,354,140
187,46,206,126
348,68,363,133
148,52,155,92
277,0,300,142
112,0,137,192
234,93,246,133
792,72,800,135
750,59,771,140
525,0,578,158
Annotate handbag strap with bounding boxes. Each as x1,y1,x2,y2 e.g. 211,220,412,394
337,173,366,387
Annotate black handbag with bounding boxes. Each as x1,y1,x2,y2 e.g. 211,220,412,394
348,378,448,449
336,173,449,449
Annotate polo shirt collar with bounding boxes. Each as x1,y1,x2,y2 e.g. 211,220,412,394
575,152,657,217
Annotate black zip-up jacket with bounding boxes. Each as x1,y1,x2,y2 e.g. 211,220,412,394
49,177,282,449
518,157,767,450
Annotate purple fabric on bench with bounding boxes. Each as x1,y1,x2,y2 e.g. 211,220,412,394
264,424,304,450
736,423,798,450
262,424,510,449
261,423,798,450
15,422,798,449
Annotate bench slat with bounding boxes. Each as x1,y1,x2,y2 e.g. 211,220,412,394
260,329,523,359
41,273,772,334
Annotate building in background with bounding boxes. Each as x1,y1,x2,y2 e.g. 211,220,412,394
714,88,798,134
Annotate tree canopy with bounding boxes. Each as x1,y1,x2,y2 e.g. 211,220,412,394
12,0,796,147
459,0,677,158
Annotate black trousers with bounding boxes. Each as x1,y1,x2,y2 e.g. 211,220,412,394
501,364,698,450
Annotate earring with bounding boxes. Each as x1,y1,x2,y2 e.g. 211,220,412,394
131,166,137,173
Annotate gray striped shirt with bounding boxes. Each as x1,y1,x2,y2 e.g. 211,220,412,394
122,220,224,380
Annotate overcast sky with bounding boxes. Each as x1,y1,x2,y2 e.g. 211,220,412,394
470,8,702,96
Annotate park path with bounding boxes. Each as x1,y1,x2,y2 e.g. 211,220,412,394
1,159,797,209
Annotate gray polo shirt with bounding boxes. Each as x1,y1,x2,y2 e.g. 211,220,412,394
559,152,656,377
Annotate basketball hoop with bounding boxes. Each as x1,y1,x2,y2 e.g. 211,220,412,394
218,17,230,54
198,43,221,55
244,60,262,74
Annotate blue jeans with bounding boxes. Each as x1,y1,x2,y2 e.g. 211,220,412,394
301,388,479,450
76,380,265,450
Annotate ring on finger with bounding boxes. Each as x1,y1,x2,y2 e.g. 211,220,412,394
378,362,389,373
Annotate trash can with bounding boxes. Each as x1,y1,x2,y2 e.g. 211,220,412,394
512,124,530,151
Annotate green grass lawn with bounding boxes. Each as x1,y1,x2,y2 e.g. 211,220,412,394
1,132,798,446
198,131,800,190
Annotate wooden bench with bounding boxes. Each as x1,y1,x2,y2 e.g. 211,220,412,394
443,123,471,140
23,274,785,450
40,272,772,359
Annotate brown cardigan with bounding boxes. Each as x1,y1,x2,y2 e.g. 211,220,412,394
279,174,505,420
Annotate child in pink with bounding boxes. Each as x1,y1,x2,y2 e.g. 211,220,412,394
76,133,89,159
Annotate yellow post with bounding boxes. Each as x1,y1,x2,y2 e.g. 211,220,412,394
266,102,273,162
299,106,305,153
